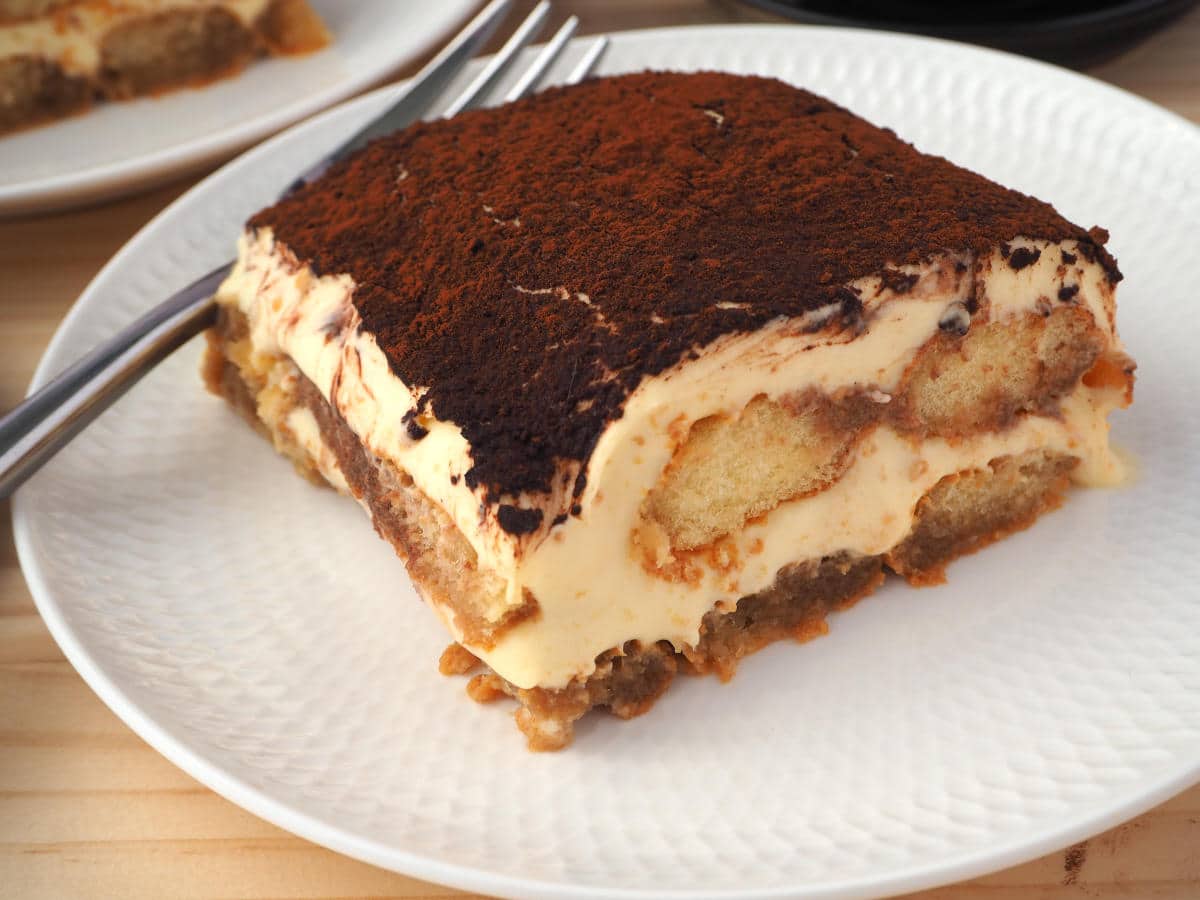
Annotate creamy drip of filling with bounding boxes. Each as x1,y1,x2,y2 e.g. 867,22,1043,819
218,228,1126,689
0,0,272,74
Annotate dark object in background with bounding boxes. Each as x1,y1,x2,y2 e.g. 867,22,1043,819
737,0,1199,68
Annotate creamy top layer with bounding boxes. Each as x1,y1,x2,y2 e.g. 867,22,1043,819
0,0,271,72
220,228,1125,688
248,72,1121,512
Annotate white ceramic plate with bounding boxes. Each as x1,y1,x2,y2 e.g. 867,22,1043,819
0,0,479,215
14,25,1200,900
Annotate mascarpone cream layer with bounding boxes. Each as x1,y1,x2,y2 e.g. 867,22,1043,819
219,228,1125,689
0,0,271,74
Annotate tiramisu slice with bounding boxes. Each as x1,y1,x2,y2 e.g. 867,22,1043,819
0,0,328,134
203,72,1134,750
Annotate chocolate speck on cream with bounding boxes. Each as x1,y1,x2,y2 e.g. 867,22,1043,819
249,71,1120,512
497,504,543,536
402,409,428,440
1008,246,1043,270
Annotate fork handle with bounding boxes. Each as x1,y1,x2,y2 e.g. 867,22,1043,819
0,264,226,499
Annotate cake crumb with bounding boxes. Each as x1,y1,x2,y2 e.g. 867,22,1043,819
466,673,507,703
438,642,481,676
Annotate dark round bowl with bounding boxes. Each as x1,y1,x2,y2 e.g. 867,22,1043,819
737,0,1199,68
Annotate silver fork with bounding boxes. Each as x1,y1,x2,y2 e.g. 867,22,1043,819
0,2,608,499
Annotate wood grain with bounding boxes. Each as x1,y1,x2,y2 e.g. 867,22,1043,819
2,3,1198,897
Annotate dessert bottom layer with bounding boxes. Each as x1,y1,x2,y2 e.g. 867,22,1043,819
444,449,1073,750
205,306,1083,751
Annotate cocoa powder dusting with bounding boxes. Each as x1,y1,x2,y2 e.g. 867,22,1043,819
250,72,1120,517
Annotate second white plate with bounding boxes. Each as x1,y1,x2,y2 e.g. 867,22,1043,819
15,24,1200,900
0,0,479,215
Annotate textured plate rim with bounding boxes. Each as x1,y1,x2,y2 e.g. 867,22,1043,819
13,23,1200,900
0,0,481,213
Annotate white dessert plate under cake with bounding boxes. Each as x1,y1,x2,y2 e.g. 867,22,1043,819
0,0,480,215
13,26,1200,900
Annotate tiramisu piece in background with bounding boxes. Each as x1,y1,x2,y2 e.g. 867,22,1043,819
203,72,1135,750
0,0,329,134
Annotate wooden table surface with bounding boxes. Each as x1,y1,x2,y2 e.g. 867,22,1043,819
2,3,1198,898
